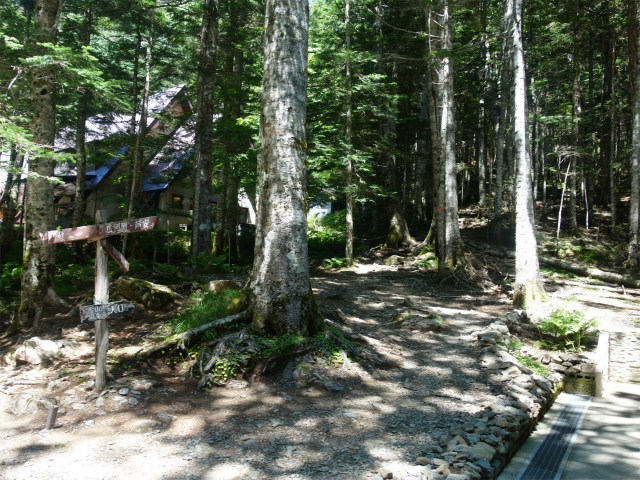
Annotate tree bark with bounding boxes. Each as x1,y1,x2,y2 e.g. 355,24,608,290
191,0,218,259
17,0,61,330
441,2,464,266
510,0,547,307
540,256,640,289
247,0,323,337
629,0,640,271
0,148,24,253
345,0,354,265
72,4,92,261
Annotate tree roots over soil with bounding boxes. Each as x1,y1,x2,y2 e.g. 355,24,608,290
177,320,389,392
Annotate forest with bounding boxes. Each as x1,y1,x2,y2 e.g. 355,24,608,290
1,0,638,328
1,1,640,478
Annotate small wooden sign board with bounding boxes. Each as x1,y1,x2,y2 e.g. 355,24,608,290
41,213,158,391
80,301,135,324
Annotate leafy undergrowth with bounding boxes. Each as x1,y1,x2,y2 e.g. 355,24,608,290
169,289,243,340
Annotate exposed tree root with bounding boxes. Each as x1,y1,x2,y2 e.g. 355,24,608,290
182,319,392,392
140,310,250,359
539,256,640,289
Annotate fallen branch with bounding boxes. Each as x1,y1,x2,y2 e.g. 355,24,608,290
539,256,640,289
141,310,250,358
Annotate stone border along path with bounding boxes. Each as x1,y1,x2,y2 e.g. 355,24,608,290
0,267,597,480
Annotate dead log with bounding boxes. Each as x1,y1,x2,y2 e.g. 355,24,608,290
539,256,640,289
141,310,250,358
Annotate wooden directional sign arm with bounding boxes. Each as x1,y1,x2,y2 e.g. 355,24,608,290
40,216,158,245
101,240,129,272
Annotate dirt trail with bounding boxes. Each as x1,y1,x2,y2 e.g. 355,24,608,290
0,256,637,480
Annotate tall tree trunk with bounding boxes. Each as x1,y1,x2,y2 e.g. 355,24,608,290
441,2,464,266
345,0,354,264
493,49,510,243
426,6,445,272
72,3,92,261
191,0,218,259
0,148,23,252
16,0,61,331
570,22,581,237
510,0,547,306
477,0,488,212
629,0,640,271
247,0,323,336
383,58,413,249
124,23,152,254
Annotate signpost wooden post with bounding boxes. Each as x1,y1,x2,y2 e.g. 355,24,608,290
41,211,158,390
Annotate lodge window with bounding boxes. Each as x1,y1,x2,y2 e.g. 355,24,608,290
170,195,184,208
238,207,249,224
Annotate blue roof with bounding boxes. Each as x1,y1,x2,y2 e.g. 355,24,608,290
141,125,194,192
86,145,128,189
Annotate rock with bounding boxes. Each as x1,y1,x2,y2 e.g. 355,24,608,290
336,308,351,324
85,380,95,391
548,363,567,373
416,457,430,466
119,388,130,395
478,331,503,343
95,410,106,416
488,322,509,334
435,464,450,476
117,276,174,310
323,381,344,392
227,379,249,389
13,337,75,365
204,280,242,294
403,297,417,307
72,403,85,410
96,397,105,408
133,419,160,429
395,314,443,333
470,442,496,461
384,255,404,266
446,475,471,480
47,378,70,392
464,465,482,480
517,396,533,411
484,362,511,370
156,412,176,425
84,392,99,402
7,392,57,416
472,459,492,472
550,354,563,364
128,397,139,406
540,354,551,364
379,467,393,479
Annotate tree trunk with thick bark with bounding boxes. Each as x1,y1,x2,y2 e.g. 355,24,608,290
247,0,323,337
492,43,510,243
629,0,640,271
191,0,218,259
72,4,92,261
510,0,547,307
17,0,61,330
441,2,464,266
123,24,152,255
345,0,354,265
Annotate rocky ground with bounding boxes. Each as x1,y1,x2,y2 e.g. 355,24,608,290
1,245,639,480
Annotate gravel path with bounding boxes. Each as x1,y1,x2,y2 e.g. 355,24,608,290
1,259,636,480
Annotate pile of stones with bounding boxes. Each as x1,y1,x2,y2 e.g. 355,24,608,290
539,352,594,375
412,313,565,480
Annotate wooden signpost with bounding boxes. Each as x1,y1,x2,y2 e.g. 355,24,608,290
41,212,158,390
